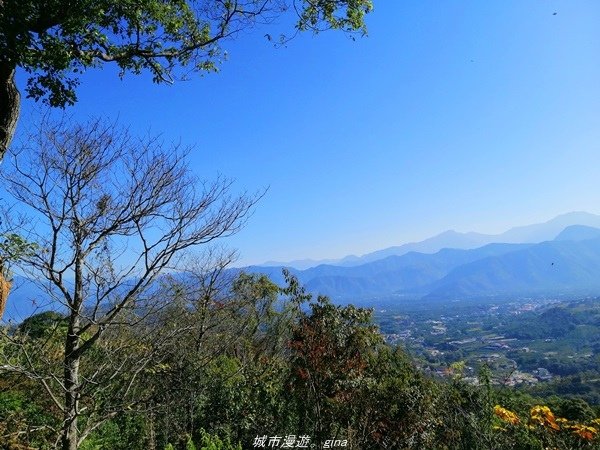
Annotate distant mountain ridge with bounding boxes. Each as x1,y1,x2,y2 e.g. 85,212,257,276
245,215,600,301
425,236,600,299
263,212,600,269
7,213,600,323
554,225,600,242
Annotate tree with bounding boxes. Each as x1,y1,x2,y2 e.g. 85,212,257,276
350,346,439,449
289,295,382,446
0,0,373,156
0,117,258,450
148,269,302,448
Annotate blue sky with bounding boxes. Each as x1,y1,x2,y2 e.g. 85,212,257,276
15,0,600,266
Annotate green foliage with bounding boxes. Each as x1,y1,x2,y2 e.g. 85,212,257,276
4,272,600,449
0,232,38,277
354,346,439,448
18,311,67,338
297,0,373,34
0,0,372,108
164,431,242,450
78,414,148,450
196,429,242,450
554,397,596,422
185,435,197,450
0,387,59,449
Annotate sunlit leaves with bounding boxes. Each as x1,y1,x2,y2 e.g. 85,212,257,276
493,404,600,447
0,0,372,107
0,233,38,277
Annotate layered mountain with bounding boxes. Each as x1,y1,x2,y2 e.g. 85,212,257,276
7,216,600,324
554,224,600,242
265,212,600,269
247,223,600,301
425,236,600,299
246,243,532,299
299,243,531,298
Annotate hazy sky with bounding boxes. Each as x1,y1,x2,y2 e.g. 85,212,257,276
16,1,600,266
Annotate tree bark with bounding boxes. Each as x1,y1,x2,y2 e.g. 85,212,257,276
0,62,20,160
62,252,83,450
62,319,81,450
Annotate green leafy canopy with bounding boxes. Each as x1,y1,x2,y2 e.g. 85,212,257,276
0,233,38,278
0,0,373,107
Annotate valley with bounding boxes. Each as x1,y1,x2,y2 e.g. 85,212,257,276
374,296,600,404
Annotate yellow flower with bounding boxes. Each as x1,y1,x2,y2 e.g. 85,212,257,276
494,405,520,425
570,424,598,440
530,405,560,431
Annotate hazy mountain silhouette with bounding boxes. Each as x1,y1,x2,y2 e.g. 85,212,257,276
264,212,600,269
247,218,600,301
8,213,600,322
553,224,600,242
244,243,531,299
424,236,600,299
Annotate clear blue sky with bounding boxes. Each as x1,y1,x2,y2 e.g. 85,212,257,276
16,1,600,266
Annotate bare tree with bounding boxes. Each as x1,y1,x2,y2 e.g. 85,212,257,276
0,117,258,450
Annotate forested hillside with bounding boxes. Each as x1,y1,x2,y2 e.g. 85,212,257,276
2,271,599,449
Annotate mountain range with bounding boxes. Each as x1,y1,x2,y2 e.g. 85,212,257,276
6,212,600,322
245,213,600,301
260,211,600,269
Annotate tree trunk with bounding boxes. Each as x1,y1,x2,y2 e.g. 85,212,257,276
0,62,20,160
62,251,84,450
0,62,18,321
61,318,81,450
147,407,156,450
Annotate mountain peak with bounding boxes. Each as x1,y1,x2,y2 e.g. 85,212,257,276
554,225,600,242
257,211,600,270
